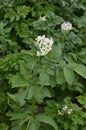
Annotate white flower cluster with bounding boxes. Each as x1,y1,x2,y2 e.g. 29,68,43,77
40,16,46,21
35,35,53,56
61,22,72,31
58,105,72,116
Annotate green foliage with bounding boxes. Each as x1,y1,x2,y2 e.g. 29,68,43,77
36,114,58,130
0,0,86,130
77,93,86,108
0,123,9,130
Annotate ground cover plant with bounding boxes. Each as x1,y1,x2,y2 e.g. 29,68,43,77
0,0,86,130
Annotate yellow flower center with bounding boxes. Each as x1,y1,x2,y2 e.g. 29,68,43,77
35,37,38,41
39,45,43,48
41,38,45,41
45,50,49,54
47,42,50,45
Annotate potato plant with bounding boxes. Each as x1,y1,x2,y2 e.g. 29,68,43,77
0,0,86,130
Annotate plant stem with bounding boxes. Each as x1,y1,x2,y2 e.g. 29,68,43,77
31,98,35,117
38,56,40,65
41,84,44,89
63,31,67,42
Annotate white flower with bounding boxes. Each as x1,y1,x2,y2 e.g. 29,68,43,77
40,16,46,21
35,36,42,43
67,109,72,114
58,110,64,116
58,105,73,116
37,51,41,57
41,35,46,42
67,111,71,114
61,22,72,31
63,105,68,111
35,35,53,56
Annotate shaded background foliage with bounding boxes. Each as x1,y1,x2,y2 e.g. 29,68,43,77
0,0,86,130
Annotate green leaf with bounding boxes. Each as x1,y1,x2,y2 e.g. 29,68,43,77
19,61,29,79
7,93,15,101
26,87,34,100
82,127,86,130
26,86,51,103
11,126,20,130
46,11,63,25
35,87,51,103
36,114,58,130
47,44,62,63
39,72,50,85
77,94,86,108
0,123,9,130
0,92,6,102
8,88,27,106
70,63,86,79
28,122,39,130
5,8,16,21
15,89,27,106
72,82,84,93
27,86,43,102
34,87,44,103
56,68,65,84
63,67,75,85
21,124,27,130
42,87,51,98
6,111,27,120
79,55,86,64
9,74,29,88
